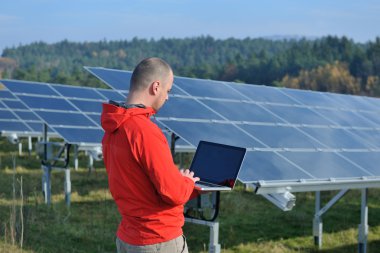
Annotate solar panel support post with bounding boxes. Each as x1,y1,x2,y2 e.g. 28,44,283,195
358,188,368,253
28,136,32,155
64,167,71,206
42,164,51,205
313,189,349,249
313,191,322,248
42,123,51,205
74,145,78,171
170,133,179,159
64,146,71,207
18,142,22,156
88,154,94,172
184,218,221,253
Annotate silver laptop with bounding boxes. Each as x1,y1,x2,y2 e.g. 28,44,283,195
190,141,246,191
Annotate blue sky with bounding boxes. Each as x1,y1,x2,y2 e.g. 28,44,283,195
1,0,379,54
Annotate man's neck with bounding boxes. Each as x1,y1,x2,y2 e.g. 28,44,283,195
126,95,147,106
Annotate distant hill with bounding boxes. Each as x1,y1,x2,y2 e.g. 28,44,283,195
259,35,319,41
1,35,379,96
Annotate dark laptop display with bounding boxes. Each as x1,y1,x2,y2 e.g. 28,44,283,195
190,141,246,190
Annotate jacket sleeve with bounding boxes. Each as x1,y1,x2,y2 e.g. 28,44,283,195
132,126,195,206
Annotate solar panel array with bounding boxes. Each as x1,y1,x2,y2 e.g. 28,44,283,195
0,80,126,145
0,88,57,137
86,67,380,184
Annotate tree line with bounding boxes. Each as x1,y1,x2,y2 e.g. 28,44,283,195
0,35,379,96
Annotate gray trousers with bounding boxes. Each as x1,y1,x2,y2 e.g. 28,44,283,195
116,235,189,253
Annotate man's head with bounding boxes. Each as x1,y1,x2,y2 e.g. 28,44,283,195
128,57,173,111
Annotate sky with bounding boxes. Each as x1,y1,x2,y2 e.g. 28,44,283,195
1,0,380,54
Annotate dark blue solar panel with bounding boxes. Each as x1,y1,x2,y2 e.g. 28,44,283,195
18,95,77,111
0,102,5,108
14,111,40,121
360,111,380,126
86,67,132,91
301,127,372,150
240,124,323,149
342,151,380,175
0,110,17,119
37,111,97,127
0,121,30,132
159,120,265,149
2,100,28,110
363,96,380,111
347,129,380,149
0,89,16,99
157,97,223,120
97,89,125,101
153,118,193,148
229,84,300,105
200,100,284,123
69,100,102,113
315,108,378,128
2,80,103,143
280,88,339,107
86,67,186,96
283,151,372,178
53,85,105,100
26,122,54,133
87,114,100,125
174,77,244,100
2,80,59,96
323,92,373,111
239,151,313,182
25,122,42,132
263,104,333,126
53,127,103,144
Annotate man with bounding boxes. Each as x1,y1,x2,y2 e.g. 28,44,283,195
101,57,200,253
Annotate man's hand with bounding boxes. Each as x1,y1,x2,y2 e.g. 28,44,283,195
180,169,200,183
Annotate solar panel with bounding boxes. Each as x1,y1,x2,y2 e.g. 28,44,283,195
84,67,132,91
174,76,244,100
0,88,56,137
200,100,283,123
87,67,380,193
282,151,373,179
239,124,323,149
238,152,313,181
53,85,105,100
157,97,223,120
86,66,186,95
1,80,110,145
228,83,300,105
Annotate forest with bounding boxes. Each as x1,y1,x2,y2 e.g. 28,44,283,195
0,35,379,97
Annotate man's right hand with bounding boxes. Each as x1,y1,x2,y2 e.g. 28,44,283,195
180,169,200,183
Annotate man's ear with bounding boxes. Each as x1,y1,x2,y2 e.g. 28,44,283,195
151,81,160,95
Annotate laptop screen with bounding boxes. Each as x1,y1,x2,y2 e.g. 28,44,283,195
190,141,246,187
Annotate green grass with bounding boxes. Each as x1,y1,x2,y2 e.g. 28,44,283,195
1,138,380,252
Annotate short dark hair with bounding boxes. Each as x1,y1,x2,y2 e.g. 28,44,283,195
130,57,172,92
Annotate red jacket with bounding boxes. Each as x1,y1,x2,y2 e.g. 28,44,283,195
101,103,196,245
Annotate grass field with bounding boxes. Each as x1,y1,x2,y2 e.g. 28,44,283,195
1,138,380,253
